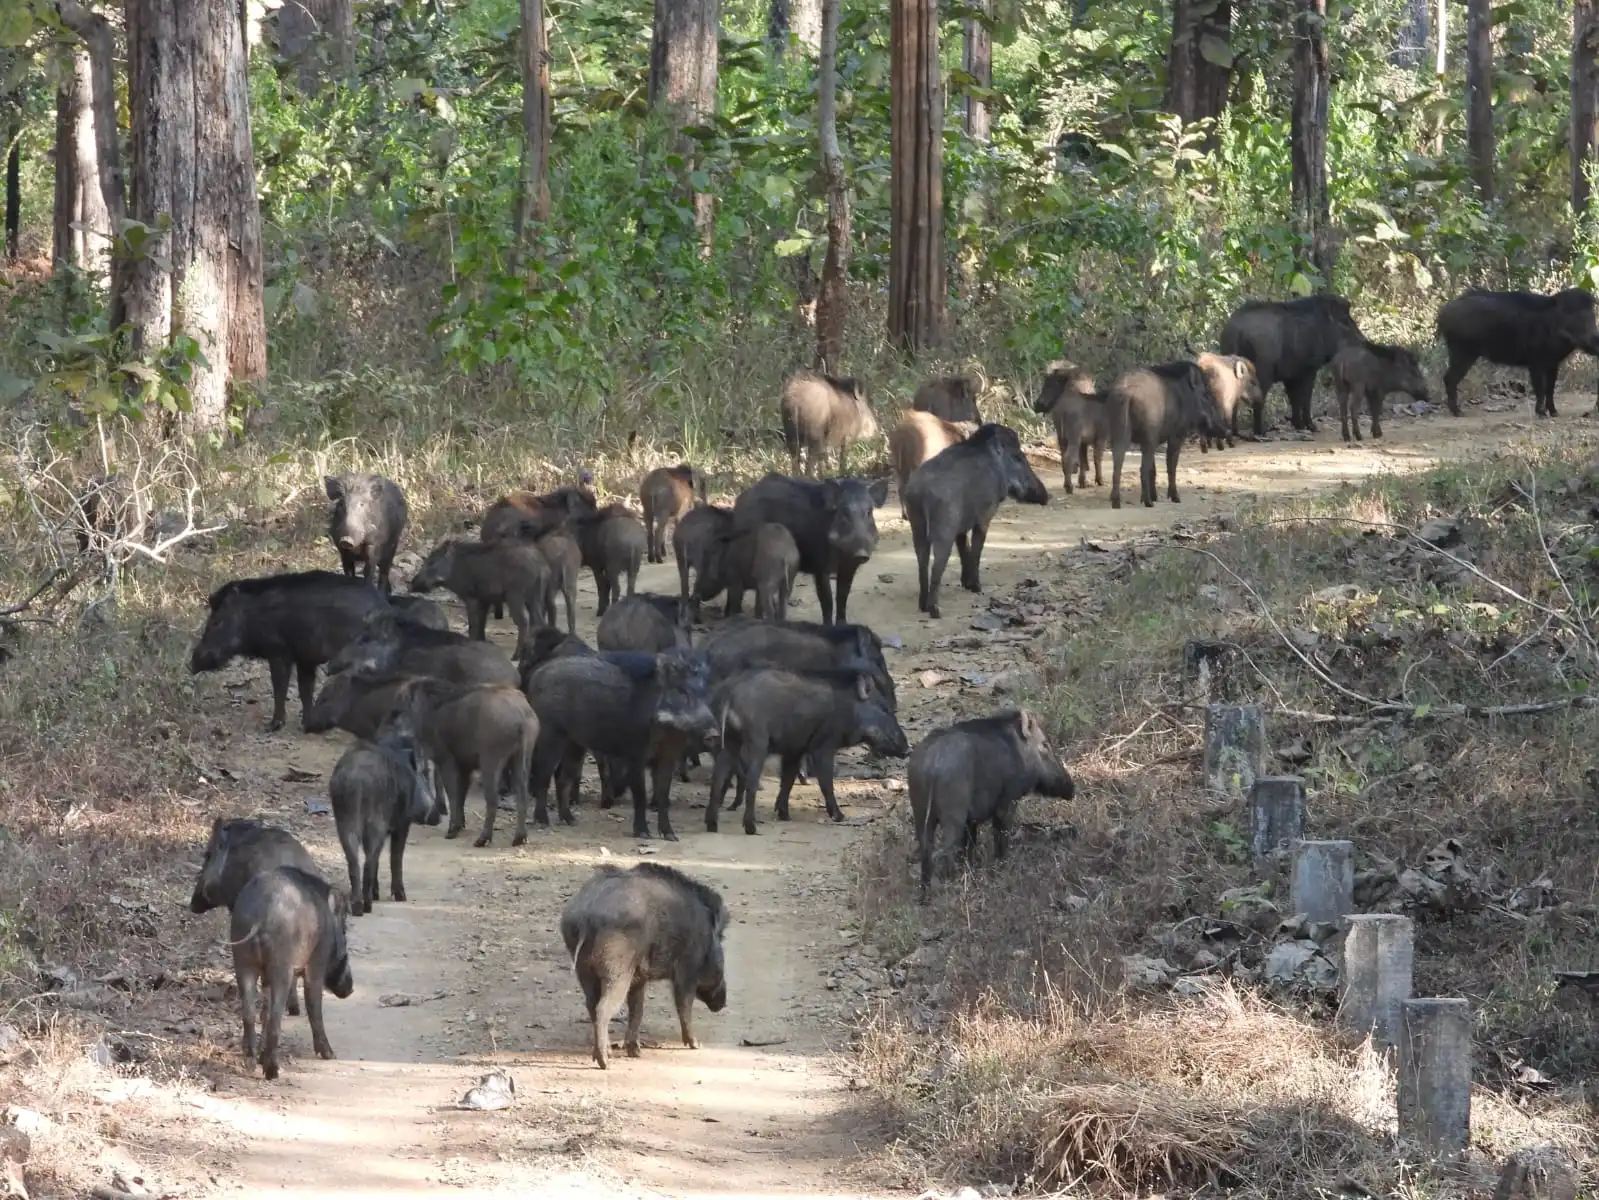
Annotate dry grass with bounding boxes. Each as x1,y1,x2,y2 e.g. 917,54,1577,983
853,441,1599,1196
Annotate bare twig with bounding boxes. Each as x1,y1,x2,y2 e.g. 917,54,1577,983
1178,545,1599,722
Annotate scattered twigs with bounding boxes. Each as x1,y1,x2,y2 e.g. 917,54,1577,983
1176,543,1599,723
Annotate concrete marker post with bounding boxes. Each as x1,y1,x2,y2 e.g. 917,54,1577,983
1397,997,1472,1157
1338,913,1414,1048
1290,839,1354,925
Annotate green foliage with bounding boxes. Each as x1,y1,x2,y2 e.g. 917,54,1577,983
0,0,1595,441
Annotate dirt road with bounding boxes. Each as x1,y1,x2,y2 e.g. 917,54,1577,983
183,403,1574,1198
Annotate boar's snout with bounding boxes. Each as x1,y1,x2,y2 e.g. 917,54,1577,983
699,974,728,1012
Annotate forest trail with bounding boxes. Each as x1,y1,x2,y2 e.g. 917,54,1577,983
182,401,1574,1198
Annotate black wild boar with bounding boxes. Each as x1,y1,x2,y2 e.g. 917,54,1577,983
720,523,800,620
911,374,981,423
1193,352,1263,452
701,616,898,711
1218,294,1362,434
905,424,1049,619
909,709,1075,898
324,609,517,687
888,410,974,517
596,593,690,653
189,818,322,1015
514,630,636,809
306,669,420,740
640,464,708,564
1107,360,1230,509
559,862,728,1069
230,866,354,1080
1033,365,1109,494
329,723,435,914
707,667,908,834
396,679,539,847
387,594,450,631
1435,287,1599,418
410,538,550,659
572,504,647,616
190,818,320,914
525,648,718,840
325,474,409,594
779,373,880,476
674,503,736,622
1331,338,1431,443
731,473,889,626
190,570,388,732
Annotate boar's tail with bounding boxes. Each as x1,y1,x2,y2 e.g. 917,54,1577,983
226,920,263,948
569,931,587,972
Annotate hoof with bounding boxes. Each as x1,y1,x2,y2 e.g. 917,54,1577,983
624,1042,642,1059
660,828,680,842
511,832,527,846
444,827,462,840
743,823,758,835
267,718,285,733
473,834,490,848
391,889,406,902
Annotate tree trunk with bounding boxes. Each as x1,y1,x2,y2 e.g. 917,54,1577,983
54,1,130,327
888,0,944,353
814,0,849,373
1432,0,1446,153
275,0,354,93
127,0,267,433
512,0,552,266
649,0,720,250
1394,0,1428,70
1574,0,1599,214
1165,0,1233,145
1290,0,1332,282
51,48,112,280
1465,0,1493,201
3,114,17,263
963,1,992,142
768,0,820,60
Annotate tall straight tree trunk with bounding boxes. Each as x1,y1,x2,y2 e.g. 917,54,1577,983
127,0,267,433
767,0,820,60
1290,0,1332,282
3,113,17,262
54,1,130,327
1432,0,1446,153
52,48,112,280
814,0,849,373
649,0,720,249
275,0,355,92
1394,0,1428,69
1165,0,1233,146
889,0,944,353
1574,0,1599,214
963,1,991,142
512,0,552,267
1465,0,1494,201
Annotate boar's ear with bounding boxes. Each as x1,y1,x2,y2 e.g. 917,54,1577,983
855,672,870,701
820,479,843,509
329,887,351,923
867,477,890,508
1233,358,1249,380
1016,709,1042,740
323,476,344,502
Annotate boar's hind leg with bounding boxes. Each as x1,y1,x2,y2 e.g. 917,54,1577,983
623,977,649,1057
766,756,803,834
962,524,988,592
265,657,294,732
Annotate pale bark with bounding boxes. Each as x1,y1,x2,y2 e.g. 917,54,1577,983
963,1,991,142
127,0,267,433
1574,0,1599,214
1465,0,1493,201
889,0,945,352
52,48,112,280
815,0,849,373
768,0,820,59
1290,0,1331,281
54,2,130,324
513,0,552,265
276,0,354,92
1165,0,1232,146
649,0,720,248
